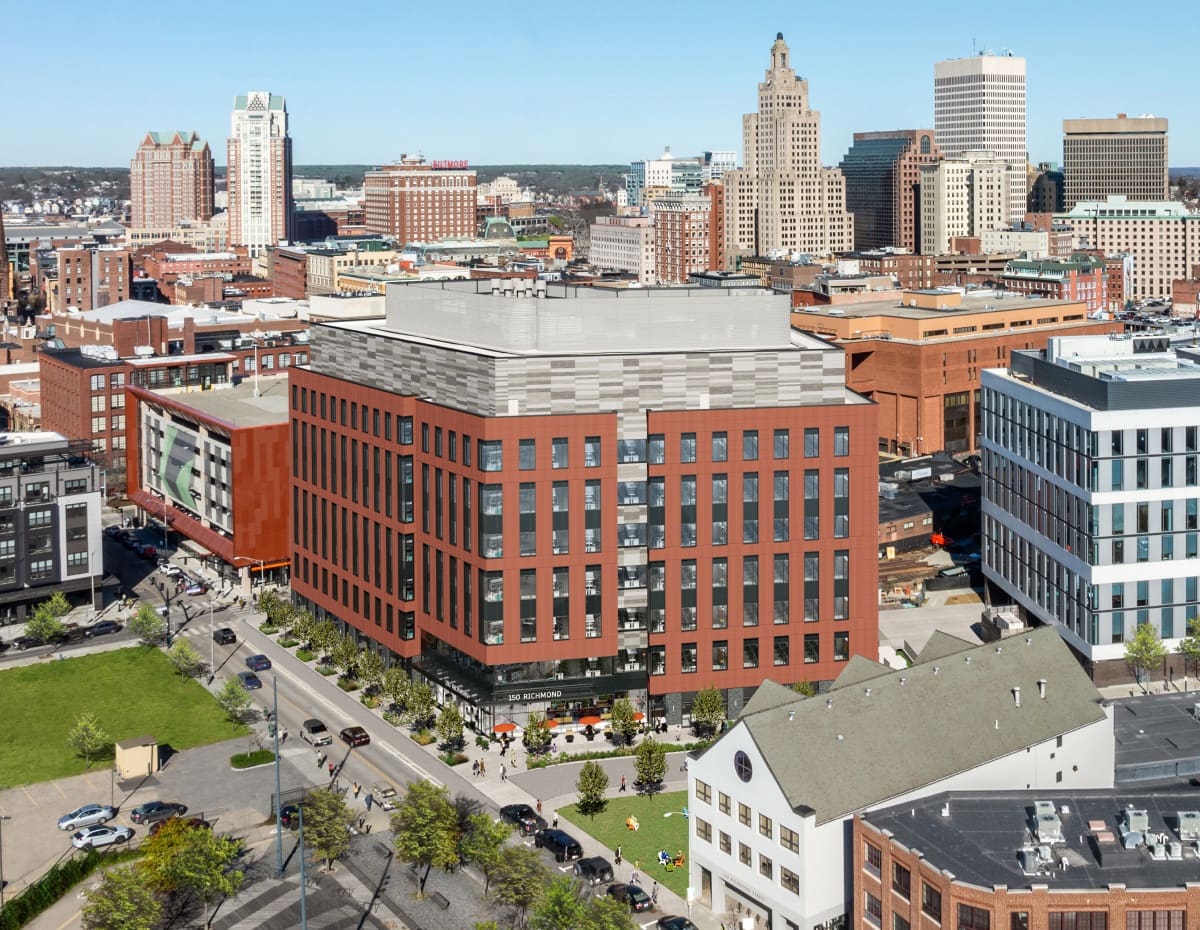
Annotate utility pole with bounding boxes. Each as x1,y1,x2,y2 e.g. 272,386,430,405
209,597,215,684
273,674,283,878
298,807,308,930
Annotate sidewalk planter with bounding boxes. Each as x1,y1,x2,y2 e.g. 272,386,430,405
295,648,315,662
231,749,276,769
565,733,575,743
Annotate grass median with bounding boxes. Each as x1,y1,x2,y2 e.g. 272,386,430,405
557,790,691,899
0,646,248,788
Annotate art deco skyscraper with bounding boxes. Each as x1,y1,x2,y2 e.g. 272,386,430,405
934,52,1027,224
227,91,293,255
724,34,854,262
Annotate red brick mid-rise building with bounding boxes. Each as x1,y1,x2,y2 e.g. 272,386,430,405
363,156,477,243
55,245,134,311
129,131,214,229
999,254,1108,315
289,279,878,730
652,193,713,284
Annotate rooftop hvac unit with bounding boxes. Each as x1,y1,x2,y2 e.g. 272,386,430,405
1178,811,1200,841
1018,847,1039,874
1126,809,1150,834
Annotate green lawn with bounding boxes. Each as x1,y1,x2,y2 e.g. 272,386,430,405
0,647,248,788
558,790,691,898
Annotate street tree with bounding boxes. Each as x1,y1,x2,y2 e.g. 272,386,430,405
42,590,72,619
215,678,252,723
1126,622,1168,692
304,788,356,871
608,698,639,747
633,738,667,795
523,711,552,756
128,604,167,645
491,844,549,929
68,711,110,768
391,778,460,895
459,811,510,894
167,638,203,678
255,589,285,624
25,601,66,645
1178,618,1200,681
381,666,409,709
81,864,162,930
311,619,339,659
358,648,385,693
530,875,587,930
158,827,243,923
580,893,640,930
332,634,360,680
576,760,609,820
436,703,465,749
691,686,727,738
289,609,316,646
405,681,435,729
790,680,816,697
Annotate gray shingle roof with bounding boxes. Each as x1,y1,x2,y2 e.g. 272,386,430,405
723,627,1106,824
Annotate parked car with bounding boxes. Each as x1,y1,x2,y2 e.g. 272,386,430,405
500,803,546,836
129,801,187,824
370,783,398,810
57,804,116,831
658,918,700,930
139,545,158,561
339,726,370,747
533,828,583,862
185,584,207,596
607,883,652,913
245,654,272,672
212,627,236,645
149,816,210,836
237,671,263,690
573,856,614,886
72,825,133,849
85,620,122,638
14,634,47,650
300,719,332,746
159,563,183,578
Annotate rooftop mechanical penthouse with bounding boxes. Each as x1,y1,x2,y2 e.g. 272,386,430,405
288,279,878,731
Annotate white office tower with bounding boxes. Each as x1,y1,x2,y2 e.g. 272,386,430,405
227,91,293,256
934,53,1027,224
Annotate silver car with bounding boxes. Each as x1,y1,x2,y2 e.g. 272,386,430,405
57,804,116,831
72,825,133,849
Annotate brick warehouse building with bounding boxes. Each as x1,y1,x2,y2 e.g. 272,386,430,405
288,279,878,731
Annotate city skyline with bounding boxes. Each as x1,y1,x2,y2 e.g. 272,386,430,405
3,0,1193,170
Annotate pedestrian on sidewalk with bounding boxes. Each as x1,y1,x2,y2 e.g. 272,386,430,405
615,845,622,866
472,760,480,777
365,793,374,812
652,881,659,904
500,763,507,781
552,813,559,829
536,799,542,814
479,759,486,776
353,781,361,799
619,774,627,792
632,865,640,885
317,752,326,769
328,761,336,777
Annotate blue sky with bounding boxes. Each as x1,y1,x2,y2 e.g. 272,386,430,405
5,0,1192,169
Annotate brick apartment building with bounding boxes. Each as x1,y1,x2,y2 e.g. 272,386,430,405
289,279,878,731
363,155,477,242
842,251,937,291
652,193,713,284
791,289,1122,454
999,254,1108,315
129,131,214,229
55,245,134,311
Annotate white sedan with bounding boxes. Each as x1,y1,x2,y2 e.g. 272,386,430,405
72,825,134,849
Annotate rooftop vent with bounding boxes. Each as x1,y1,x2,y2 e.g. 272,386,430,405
1034,801,1064,844
1126,809,1150,834
1178,811,1200,841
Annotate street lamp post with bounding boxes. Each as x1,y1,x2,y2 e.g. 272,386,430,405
209,597,216,684
89,549,97,620
273,675,283,878
297,807,308,930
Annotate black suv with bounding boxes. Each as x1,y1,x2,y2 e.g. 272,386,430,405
500,803,546,836
533,828,583,862
212,627,236,645
573,855,614,886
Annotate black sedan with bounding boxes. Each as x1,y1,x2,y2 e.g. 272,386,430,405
607,883,652,913
499,803,546,836
130,801,187,824
237,671,263,690
657,919,699,930
245,654,272,672
212,628,236,645
340,726,370,747
85,620,122,638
